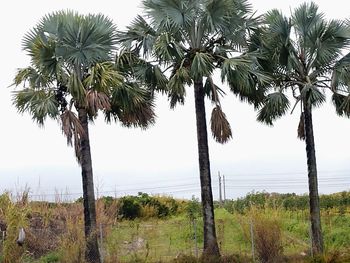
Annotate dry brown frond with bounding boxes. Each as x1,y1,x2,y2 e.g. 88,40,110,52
210,105,232,144
297,112,305,141
86,90,111,116
60,110,85,163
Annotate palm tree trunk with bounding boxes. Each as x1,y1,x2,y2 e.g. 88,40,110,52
303,103,324,255
78,108,101,263
193,79,220,257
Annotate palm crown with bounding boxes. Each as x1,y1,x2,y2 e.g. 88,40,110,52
118,0,269,143
254,2,350,130
13,10,155,162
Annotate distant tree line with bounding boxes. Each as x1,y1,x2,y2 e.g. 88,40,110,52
221,191,350,214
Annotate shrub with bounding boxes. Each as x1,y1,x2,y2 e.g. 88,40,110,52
118,193,181,219
253,213,284,263
119,196,142,220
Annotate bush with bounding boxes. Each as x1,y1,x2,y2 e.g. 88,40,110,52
118,193,182,219
253,213,284,263
119,196,142,220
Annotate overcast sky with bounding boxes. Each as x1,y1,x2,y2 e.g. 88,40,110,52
0,0,349,201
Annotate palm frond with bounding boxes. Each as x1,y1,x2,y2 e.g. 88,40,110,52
86,90,111,116
154,32,184,63
13,67,51,89
292,2,324,42
300,83,326,108
204,77,226,104
133,62,168,91
257,92,290,125
60,109,85,163
115,50,141,72
221,54,269,107
84,62,123,93
202,0,234,33
167,65,192,108
331,52,350,91
12,88,59,126
108,82,155,128
68,72,87,104
142,0,197,30
308,19,350,70
190,52,215,79
297,111,306,140
117,15,157,56
210,105,232,144
332,92,350,117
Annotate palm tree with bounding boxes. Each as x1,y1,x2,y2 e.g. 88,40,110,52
251,2,350,255
12,11,155,263
118,0,267,256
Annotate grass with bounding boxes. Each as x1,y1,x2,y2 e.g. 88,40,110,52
101,208,350,262
0,192,350,262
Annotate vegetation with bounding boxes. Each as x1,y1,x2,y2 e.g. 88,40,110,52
6,0,350,262
249,2,350,255
1,191,350,262
222,191,350,214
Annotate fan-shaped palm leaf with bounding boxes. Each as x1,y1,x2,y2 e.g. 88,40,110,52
108,82,155,128
13,88,59,126
190,52,215,79
257,92,290,125
332,92,350,117
300,83,326,107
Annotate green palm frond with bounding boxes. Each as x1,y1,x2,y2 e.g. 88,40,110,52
190,52,215,79
210,105,232,144
221,54,269,107
301,83,326,108
332,92,350,117
12,88,59,126
117,15,157,56
25,10,117,69
257,92,290,125
13,67,51,89
308,19,350,70
167,65,192,108
331,52,350,91
108,82,155,128
84,62,123,93
115,50,141,73
154,32,184,63
262,9,295,69
143,0,197,30
292,2,324,43
133,62,168,91
202,0,234,33
60,13,117,66
68,72,86,104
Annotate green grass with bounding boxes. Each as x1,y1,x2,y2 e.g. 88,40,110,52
101,208,350,262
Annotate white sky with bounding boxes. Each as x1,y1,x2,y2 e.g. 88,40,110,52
0,0,349,201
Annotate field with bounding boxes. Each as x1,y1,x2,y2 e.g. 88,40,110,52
0,191,350,262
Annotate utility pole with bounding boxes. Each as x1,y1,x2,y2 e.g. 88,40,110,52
218,172,222,205
223,175,226,202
